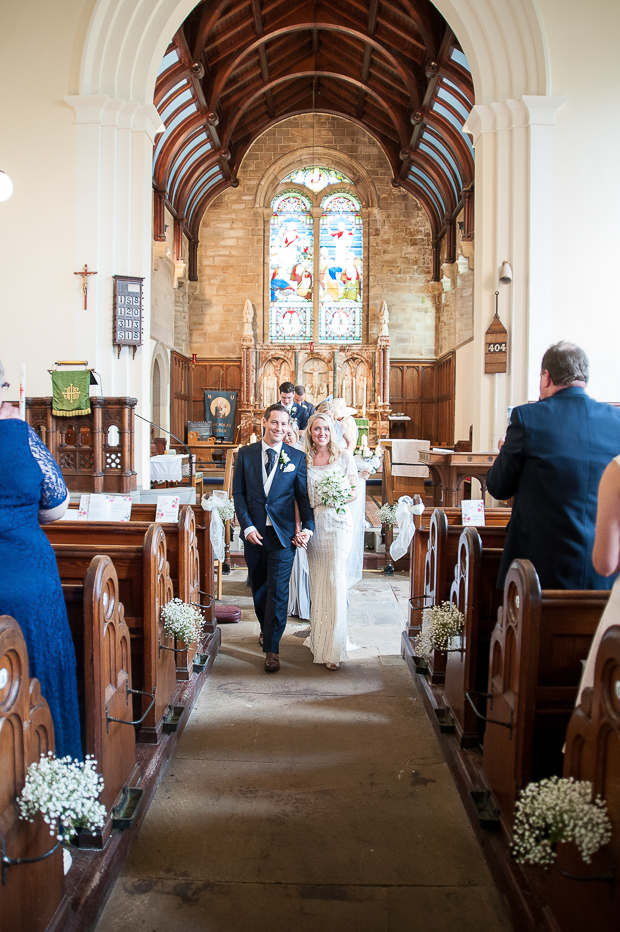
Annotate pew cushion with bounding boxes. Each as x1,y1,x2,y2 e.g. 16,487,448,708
215,604,241,624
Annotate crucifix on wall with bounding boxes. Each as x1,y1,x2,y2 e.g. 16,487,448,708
74,264,97,309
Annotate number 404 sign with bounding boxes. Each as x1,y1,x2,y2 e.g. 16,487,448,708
485,295,508,374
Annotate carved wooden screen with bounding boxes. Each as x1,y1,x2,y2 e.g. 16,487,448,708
388,353,455,445
435,352,455,447
190,360,242,433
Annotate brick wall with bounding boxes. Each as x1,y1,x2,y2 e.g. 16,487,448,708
190,114,441,359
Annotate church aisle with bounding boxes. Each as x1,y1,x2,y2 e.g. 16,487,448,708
96,572,511,932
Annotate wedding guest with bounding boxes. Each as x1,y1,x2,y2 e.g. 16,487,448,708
0,361,82,759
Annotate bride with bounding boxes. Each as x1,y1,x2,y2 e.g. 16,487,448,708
299,412,358,669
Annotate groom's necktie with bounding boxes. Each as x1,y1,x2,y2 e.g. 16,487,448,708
266,447,277,476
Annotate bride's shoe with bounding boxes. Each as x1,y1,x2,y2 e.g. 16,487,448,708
325,662,339,670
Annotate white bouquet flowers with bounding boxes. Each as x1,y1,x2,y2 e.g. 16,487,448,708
161,598,203,644
378,503,398,526
511,776,612,867
354,449,381,475
219,500,235,522
18,753,106,842
318,470,355,514
413,601,464,659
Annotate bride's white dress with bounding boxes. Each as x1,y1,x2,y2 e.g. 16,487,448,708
304,453,356,664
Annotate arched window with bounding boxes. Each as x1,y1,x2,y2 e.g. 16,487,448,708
319,193,363,342
268,176,363,344
269,191,313,343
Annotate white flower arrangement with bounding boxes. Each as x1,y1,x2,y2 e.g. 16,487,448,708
161,597,203,644
413,601,464,659
18,753,106,843
318,470,354,514
279,450,295,472
511,776,612,868
354,451,381,475
219,500,235,522
378,503,398,526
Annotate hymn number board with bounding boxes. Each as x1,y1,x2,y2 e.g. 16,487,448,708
113,275,144,358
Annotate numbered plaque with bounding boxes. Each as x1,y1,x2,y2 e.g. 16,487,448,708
485,313,508,373
113,275,144,358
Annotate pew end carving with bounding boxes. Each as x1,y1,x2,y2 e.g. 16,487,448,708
140,525,176,744
0,616,67,932
482,560,609,836
174,505,201,679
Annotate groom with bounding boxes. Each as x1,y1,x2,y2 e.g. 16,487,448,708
233,403,314,672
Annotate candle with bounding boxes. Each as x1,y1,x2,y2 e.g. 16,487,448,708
19,363,26,420
353,379,357,407
273,375,278,404
250,432,257,444
362,377,366,418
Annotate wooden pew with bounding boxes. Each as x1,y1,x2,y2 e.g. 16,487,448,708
0,616,67,932
407,507,510,683
482,559,609,835
49,524,177,745
48,506,208,679
62,555,138,847
407,505,510,632
444,527,504,747
546,624,620,932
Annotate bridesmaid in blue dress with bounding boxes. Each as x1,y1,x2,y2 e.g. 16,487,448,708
0,367,82,760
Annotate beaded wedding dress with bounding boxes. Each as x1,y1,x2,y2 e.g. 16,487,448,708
304,452,357,665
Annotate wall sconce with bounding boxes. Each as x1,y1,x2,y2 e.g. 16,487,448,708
499,261,513,284
0,171,14,202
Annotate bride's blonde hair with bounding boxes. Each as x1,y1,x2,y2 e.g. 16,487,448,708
304,413,342,465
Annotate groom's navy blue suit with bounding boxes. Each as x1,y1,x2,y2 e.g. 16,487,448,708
233,441,314,653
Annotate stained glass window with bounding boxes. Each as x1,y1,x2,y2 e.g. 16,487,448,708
269,192,314,342
318,193,363,342
282,167,352,193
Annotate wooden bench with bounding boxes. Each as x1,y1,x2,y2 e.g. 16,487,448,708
0,616,67,932
62,555,138,847
48,524,177,745
545,624,620,932
407,508,510,683
407,506,510,632
48,506,211,680
444,526,504,747
482,559,609,834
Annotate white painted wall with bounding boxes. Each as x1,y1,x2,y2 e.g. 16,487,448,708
454,340,475,444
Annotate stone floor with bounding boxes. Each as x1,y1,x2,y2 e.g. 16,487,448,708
95,570,511,932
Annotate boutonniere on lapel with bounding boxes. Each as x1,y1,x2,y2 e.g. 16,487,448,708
279,451,296,473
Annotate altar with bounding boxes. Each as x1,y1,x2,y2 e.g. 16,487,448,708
238,301,392,443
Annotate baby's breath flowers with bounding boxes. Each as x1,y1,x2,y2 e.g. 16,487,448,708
512,776,612,867
18,753,106,842
414,601,464,659
219,500,235,522
161,598,203,644
318,471,355,514
378,503,398,526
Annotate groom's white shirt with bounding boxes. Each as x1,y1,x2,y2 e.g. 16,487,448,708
243,440,282,538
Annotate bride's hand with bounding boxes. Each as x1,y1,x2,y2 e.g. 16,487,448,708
359,468,371,480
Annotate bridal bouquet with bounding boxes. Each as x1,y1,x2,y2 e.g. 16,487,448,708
18,753,106,842
161,598,203,644
354,449,381,475
318,471,355,514
511,776,612,867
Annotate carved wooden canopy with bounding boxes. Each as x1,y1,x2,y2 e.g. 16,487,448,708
153,0,475,277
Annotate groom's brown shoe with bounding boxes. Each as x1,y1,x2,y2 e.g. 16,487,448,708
264,652,280,672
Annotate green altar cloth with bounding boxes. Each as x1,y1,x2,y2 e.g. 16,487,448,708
51,370,91,417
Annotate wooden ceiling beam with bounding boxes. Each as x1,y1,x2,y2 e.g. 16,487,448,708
391,0,439,59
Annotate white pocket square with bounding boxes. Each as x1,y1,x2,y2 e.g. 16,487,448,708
283,463,296,472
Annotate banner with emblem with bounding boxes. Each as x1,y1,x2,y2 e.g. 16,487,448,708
204,390,238,442
51,370,91,416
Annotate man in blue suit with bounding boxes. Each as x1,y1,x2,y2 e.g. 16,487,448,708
487,342,620,590
279,381,309,431
233,403,314,671
295,384,315,422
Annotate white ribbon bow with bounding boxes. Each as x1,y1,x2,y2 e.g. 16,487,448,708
201,489,230,563
389,495,426,561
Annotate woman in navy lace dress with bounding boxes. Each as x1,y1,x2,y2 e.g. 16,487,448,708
0,365,82,759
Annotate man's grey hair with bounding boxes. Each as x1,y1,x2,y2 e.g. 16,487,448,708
541,342,589,385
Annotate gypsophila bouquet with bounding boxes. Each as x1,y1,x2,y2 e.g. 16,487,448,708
18,753,106,843
219,500,235,522
318,470,354,514
161,598,202,644
413,601,464,659
511,776,612,868
379,503,398,526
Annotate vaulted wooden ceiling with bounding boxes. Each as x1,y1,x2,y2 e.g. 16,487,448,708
153,0,475,279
